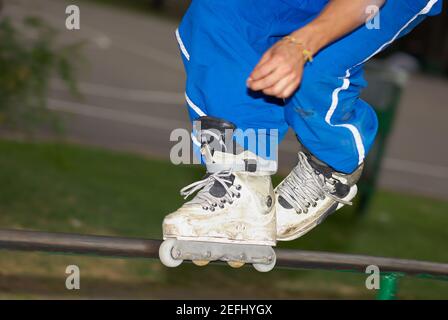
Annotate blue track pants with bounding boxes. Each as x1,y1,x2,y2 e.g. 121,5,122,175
176,0,442,173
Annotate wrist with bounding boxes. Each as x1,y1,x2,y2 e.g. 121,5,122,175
290,24,329,56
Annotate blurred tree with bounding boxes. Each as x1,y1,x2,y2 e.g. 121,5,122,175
0,14,80,132
151,0,164,10
394,2,448,75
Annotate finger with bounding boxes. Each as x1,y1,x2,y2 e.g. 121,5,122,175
248,50,273,80
263,74,295,98
249,66,291,91
249,54,285,82
280,77,301,99
279,67,303,98
257,50,273,68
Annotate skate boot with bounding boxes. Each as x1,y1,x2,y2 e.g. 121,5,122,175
159,117,277,272
275,150,363,241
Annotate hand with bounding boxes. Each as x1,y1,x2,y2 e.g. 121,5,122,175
247,39,306,99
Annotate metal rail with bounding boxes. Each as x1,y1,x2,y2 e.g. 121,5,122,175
0,229,447,279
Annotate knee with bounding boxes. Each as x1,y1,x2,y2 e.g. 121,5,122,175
287,67,338,119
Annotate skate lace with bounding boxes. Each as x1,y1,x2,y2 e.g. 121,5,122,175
180,170,240,211
277,152,352,214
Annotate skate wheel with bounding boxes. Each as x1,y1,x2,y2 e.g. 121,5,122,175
159,239,183,268
192,260,210,267
227,261,245,269
253,255,276,273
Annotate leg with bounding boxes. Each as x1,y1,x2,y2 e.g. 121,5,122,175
161,0,320,271
276,0,442,240
285,0,442,173
175,0,327,166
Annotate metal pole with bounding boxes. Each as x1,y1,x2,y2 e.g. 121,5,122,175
0,229,448,279
377,273,401,300
0,229,160,258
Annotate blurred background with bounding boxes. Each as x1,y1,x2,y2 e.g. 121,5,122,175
0,0,447,299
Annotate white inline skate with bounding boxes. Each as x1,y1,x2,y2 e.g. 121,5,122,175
159,117,277,272
275,149,363,241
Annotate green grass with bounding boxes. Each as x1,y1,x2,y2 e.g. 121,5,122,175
0,138,447,299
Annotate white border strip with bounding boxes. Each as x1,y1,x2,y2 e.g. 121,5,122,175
325,71,366,165
185,93,206,117
175,28,190,61
191,132,201,147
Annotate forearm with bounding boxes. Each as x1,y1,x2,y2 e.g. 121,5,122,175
248,0,386,98
290,0,386,55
